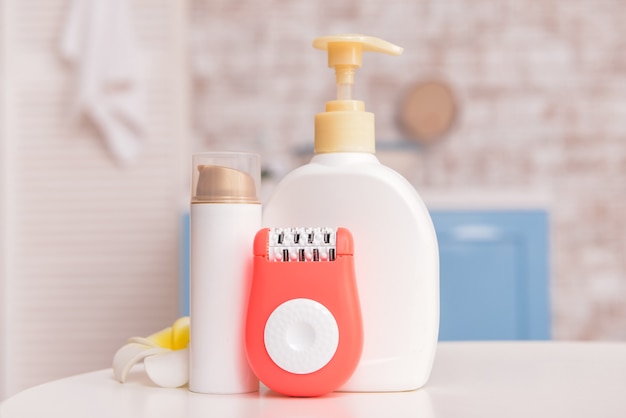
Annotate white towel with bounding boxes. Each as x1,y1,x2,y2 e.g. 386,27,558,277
60,0,145,165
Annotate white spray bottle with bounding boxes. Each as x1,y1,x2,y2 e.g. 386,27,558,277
263,35,439,392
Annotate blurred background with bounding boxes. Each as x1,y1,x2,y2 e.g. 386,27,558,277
1,0,625,400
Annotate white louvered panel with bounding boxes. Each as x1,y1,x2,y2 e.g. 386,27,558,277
0,0,8,401
0,0,190,399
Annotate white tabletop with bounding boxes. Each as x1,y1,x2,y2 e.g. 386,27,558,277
2,342,625,418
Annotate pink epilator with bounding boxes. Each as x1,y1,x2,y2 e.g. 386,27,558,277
245,227,363,397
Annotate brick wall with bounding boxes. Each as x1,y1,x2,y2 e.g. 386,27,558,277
191,0,626,340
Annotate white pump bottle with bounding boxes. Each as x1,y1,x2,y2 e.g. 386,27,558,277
189,153,261,394
263,35,439,392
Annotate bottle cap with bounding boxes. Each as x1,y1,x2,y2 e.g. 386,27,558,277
191,152,261,204
312,34,403,154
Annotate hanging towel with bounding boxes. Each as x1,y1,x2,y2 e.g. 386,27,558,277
60,0,145,165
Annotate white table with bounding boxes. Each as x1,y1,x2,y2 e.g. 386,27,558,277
2,342,625,418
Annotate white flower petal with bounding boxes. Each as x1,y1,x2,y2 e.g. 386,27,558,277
112,342,169,383
144,348,189,388
127,336,161,348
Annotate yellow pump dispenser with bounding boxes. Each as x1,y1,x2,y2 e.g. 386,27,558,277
313,35,403,154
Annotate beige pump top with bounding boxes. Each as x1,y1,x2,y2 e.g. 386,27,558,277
313,35,403,154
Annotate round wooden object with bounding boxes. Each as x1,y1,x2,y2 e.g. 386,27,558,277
400,80,456,144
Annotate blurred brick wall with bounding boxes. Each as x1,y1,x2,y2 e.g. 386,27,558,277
190,0,626,340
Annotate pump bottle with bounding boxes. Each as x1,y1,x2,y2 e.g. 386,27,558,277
263,35,439,392
189,152,261,394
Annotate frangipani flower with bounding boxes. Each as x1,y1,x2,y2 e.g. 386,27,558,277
113,316,190,388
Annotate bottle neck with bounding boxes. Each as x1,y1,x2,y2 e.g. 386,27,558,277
314,100,375,154
311,152,380,166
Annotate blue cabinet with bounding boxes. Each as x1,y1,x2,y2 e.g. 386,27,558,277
431,210,550,341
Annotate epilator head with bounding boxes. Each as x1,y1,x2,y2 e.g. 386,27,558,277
245,227,363,397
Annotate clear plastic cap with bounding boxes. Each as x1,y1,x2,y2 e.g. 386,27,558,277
191,152,261,204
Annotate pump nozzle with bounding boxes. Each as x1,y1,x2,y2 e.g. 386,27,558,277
312,34,403,154
313,34,403,100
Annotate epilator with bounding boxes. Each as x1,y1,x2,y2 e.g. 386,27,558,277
245,227,363,397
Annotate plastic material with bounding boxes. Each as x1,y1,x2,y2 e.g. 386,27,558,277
189,152,261,394
246,227,363,397
312,34,402,154
264,298,339,374
191,152,261,204
262,35,439,392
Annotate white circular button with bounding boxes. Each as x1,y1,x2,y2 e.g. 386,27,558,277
264,298,339,374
